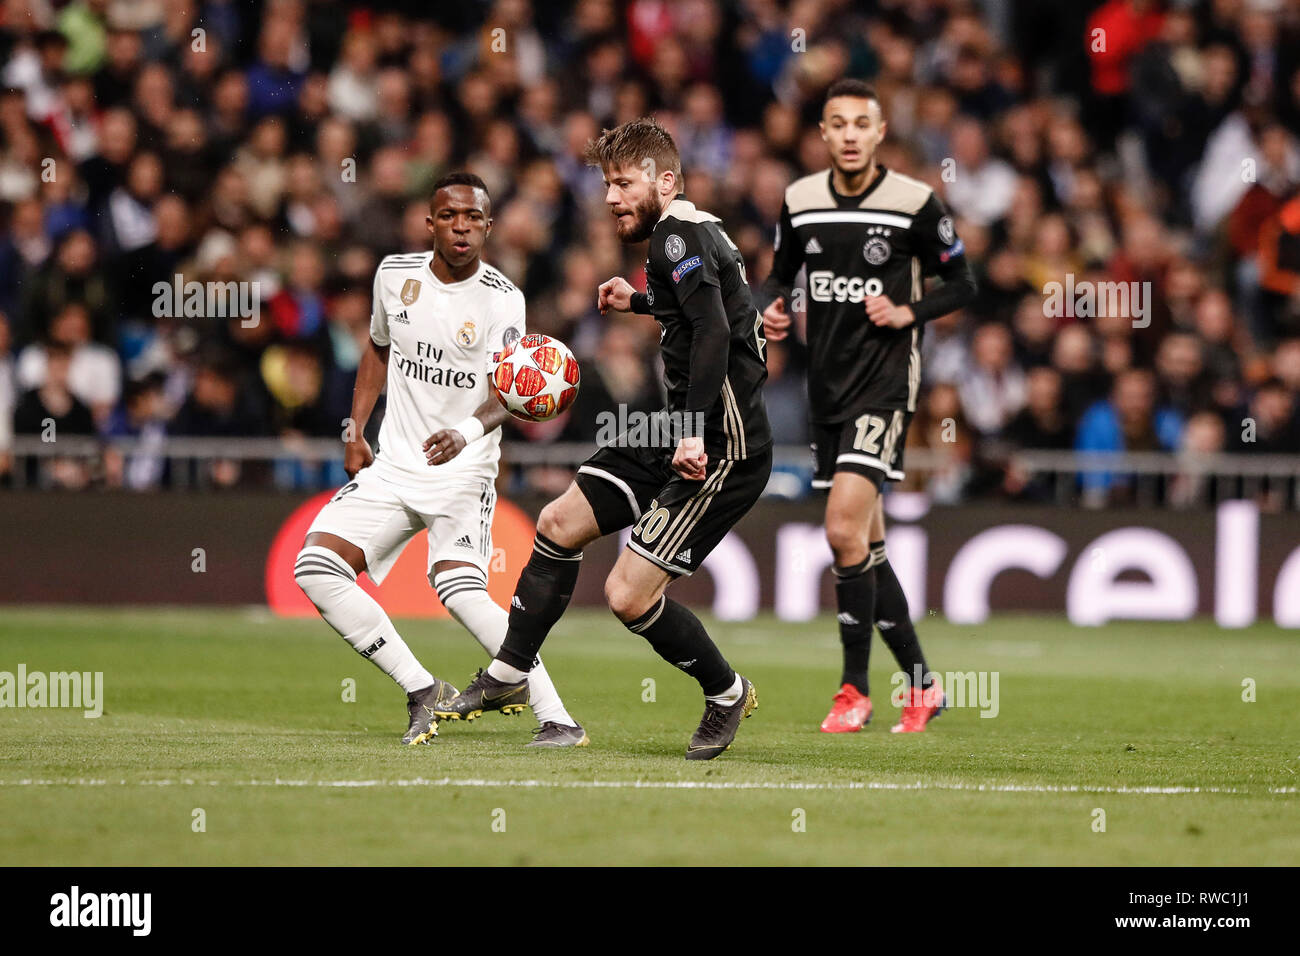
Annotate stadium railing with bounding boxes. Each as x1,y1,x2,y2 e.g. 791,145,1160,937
6,436,1298,506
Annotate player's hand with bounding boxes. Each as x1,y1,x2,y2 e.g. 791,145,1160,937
423,429,466,465
865,295,916,329
762,296,791,341
598,276,636,314
671,435,708,481
343,438,373,478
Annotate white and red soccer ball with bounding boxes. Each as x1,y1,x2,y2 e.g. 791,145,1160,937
490,333,581,422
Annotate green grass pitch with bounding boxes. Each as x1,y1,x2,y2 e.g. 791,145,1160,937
1,607,1297,865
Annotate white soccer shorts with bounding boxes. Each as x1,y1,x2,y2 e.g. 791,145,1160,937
306,465,497,584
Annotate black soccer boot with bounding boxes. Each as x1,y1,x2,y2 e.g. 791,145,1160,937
430,668,529,721
403,677,459,745
527,721,590,748
685,676,758,760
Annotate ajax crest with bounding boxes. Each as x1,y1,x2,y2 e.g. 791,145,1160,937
863,226,892,266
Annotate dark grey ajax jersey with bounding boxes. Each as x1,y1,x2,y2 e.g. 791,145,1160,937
639,197,771,460
764,167,975,422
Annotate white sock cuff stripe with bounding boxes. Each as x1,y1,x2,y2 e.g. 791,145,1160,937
433,569,489,605
533,537,583,561
432,567,487,586
295,546,357,581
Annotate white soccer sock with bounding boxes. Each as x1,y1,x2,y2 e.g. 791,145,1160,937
487,659,531,683
705,674,744,706
295,546,434,694
434,568,575,726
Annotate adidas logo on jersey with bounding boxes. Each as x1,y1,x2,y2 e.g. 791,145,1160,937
837,612,860,626
511,596,525,610
675,548,692,563
389,309,410,325
453,535,474,549
804,237,823,254
877,619,896,630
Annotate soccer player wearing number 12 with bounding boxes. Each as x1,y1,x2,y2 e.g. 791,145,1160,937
762,80,977,733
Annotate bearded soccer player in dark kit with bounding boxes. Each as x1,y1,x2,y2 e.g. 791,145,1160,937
434,118,773,760
762,79,977,735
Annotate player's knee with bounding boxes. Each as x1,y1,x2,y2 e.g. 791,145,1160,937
604,571,652,623
537,498,584,549
824,517,867,566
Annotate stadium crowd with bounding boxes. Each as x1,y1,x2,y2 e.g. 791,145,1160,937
0,0,1298,503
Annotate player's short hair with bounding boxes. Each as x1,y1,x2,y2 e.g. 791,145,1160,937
430,172,491,213
583,116,682,182
824,78,881,110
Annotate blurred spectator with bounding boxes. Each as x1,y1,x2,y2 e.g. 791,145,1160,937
904,382,973,503
1076,367,1181,505
0,310,12,479
1168,410,1227,508
103,372,168,490
16,301,121,426
0,0,1294,500
13,342,95,445
958,322,1026,436
944,116,1016,226
172,352,268,437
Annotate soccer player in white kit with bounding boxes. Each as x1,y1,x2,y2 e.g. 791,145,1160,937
294,173,587,748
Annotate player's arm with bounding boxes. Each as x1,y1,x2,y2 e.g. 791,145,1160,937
760,199,801,341
866,194,978,329
424,293,524,465
659,223,727,480
346,273,393,477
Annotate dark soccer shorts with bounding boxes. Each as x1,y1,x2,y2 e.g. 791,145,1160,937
811,408,913,491
575,439,773,577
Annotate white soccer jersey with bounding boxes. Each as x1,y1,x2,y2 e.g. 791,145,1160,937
368,253,525,484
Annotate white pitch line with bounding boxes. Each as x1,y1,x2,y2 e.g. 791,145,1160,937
1,777,1295,795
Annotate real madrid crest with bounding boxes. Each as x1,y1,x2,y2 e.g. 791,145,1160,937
863,225,892,266
457,320,477,346
400,278,421,306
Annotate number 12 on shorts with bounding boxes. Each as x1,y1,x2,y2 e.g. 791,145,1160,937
852,414,887,455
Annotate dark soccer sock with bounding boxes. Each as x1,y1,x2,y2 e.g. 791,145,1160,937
834,556,877,695
872,542,932,689
496,533,583,673
623,596,735,696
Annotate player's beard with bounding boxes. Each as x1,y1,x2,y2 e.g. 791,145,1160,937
616,192,662,244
